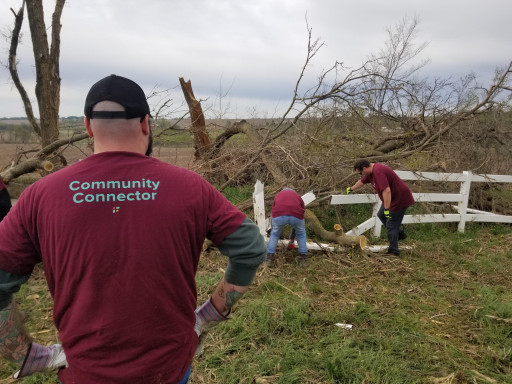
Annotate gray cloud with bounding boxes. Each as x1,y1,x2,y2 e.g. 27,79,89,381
0,0,510,118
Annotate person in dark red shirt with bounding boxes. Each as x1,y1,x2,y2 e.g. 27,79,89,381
347,159,415,256
0,75,266,383
265,188,308,266
0,178,11,222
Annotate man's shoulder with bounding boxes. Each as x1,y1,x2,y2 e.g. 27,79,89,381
374,163,389,171
374,163,396,176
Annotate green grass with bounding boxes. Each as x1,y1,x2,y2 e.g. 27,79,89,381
194,223,512,384
222,185,255,205
2,224,512,383
153,128,194,147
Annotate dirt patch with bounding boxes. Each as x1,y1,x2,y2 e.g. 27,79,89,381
0,143,196,198
0,143,196,169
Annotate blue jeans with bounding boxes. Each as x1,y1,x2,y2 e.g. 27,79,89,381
178,364,192,384
377,205,407,255
267,215,307,254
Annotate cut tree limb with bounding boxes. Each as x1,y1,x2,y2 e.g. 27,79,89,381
305,209,367,249
0,132,89,182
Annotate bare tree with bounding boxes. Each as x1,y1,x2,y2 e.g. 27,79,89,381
1,0,97,183
274,19,509,180
8,0,66,148
180,17,511,213
346,18,512,162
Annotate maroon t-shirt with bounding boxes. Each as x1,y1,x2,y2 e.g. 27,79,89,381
0,151,245,383
271,189,305,219
0,178,6,191
361,163,415,211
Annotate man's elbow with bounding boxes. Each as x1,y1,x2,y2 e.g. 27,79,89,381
245,226,267,265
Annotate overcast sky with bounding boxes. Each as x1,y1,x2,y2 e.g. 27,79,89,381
0,0,511,119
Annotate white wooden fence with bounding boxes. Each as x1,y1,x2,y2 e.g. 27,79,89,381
254,171,511,244
330,170,512,237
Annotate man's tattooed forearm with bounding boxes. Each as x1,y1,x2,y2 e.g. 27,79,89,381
226,289,243,308
0,302,31,364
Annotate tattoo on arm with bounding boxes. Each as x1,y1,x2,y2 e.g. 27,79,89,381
225,289,243,308
0,302,31,364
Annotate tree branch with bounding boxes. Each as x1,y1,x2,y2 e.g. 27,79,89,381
8,2,41,138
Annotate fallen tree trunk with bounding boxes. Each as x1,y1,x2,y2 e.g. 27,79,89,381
304,209,367,249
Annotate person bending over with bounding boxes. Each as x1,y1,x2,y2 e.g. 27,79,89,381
347,159,414,256
266,188,308,266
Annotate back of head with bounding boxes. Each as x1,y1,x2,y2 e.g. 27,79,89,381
84,75,152,154
89,101,138,135
354,159,370,171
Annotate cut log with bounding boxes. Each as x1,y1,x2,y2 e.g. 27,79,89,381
304,209,367,249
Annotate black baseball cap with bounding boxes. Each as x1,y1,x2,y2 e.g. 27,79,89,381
84,74,151,119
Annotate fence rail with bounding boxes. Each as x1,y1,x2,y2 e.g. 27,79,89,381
330,170,512,236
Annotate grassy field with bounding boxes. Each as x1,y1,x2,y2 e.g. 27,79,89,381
1,222,511,383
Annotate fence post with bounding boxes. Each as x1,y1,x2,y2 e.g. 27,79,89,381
253,180,267,238
371,201,382,237
457,171,472,233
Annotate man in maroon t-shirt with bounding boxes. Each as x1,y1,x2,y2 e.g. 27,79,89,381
347,159,415,255
0,75,266,383
265,188,308,266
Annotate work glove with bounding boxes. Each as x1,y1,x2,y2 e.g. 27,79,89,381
384,209,391,219
13,343,68,378
194,298,228,355
346,187,352,195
